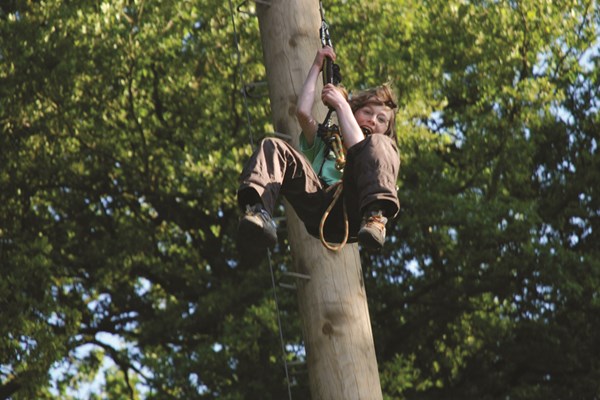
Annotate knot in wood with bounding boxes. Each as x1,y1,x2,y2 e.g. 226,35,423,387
322,321,334,336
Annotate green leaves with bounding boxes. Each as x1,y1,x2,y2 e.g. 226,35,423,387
1,0,599,398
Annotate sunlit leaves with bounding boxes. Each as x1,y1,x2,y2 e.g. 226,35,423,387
1,0,599,398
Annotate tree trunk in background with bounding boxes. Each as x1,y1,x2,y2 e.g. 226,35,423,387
256,1,383,398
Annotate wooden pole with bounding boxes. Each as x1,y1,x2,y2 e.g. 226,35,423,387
255,1,383,399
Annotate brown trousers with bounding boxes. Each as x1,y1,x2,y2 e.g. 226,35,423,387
238,134,400,243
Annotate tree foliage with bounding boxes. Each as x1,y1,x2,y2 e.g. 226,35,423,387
1,0,599,399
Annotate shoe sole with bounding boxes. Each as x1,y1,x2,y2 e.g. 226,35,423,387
358,229,384,252
237,217,277,267
238,217,277,249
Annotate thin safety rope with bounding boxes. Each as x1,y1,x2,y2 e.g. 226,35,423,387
228,0,255,148
267,249,293,400
227,1,293,398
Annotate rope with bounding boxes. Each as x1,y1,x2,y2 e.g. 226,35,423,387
227,1,293,398
318,182,349,251
228,0,255,148
267,249,294,400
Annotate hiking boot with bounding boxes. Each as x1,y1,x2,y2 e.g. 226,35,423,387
358,210,387,251
237,204,277,267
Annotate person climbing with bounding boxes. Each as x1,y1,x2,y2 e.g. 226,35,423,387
236,46,400,266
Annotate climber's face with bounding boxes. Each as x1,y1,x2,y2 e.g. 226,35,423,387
354,103,394,136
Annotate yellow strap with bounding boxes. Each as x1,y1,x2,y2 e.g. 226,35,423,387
331,133,346,170
318,182,349,251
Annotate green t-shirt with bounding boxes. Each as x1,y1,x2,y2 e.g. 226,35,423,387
300,133,343,186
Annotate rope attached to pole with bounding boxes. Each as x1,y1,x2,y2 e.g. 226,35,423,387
227,1,293,399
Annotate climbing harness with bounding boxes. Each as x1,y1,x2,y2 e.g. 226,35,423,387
317,110,346,172
317,2,349,251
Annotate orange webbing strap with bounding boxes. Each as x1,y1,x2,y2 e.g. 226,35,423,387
319,182,349,251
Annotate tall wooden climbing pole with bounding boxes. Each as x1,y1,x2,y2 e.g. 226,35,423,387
255,1,384,399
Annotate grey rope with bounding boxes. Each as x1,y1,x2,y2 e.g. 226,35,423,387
227,1,293,398
267,249,294,400
228,0,255,148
